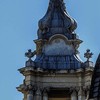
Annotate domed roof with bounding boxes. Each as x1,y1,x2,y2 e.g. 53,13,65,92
38,0,77,39
34,0,83,70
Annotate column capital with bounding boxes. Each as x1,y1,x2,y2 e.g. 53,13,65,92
34,87,42,100
70,86,79,93
71,88,77,100
43,87,50,93
83,85,90,92
35,88,41,96
43,88,49,100
26,84,36,100
78,86,86,100
78,87,85,95
71,90,77,96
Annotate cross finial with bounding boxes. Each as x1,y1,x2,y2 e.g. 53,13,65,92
25,49,33,59
25,49,36,60
25,49,36,67
84,49,93,61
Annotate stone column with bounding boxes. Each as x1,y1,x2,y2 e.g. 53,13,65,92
35,88,42,100
86,90,89,100
71,90,77,100
78,88,85,100
23,94,27,100
27,91,34,100
43,90,48,100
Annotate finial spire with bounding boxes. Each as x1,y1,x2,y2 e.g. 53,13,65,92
48,0,66,11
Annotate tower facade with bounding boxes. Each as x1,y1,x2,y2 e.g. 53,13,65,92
17,0,94,100
89,54,100,100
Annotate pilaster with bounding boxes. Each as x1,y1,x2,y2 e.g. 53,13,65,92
34,88,42,100
78,87,85,100
27,91,34,100
71,90,77,100
43,88,49,100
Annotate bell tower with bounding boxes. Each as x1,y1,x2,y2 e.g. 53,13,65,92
17,0,94,100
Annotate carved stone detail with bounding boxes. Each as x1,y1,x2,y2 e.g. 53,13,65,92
34,39,44,55
34,87,42,100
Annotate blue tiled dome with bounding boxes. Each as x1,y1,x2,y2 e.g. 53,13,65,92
38,0,77,40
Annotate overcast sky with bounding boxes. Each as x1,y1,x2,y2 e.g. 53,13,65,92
0,0,100,100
